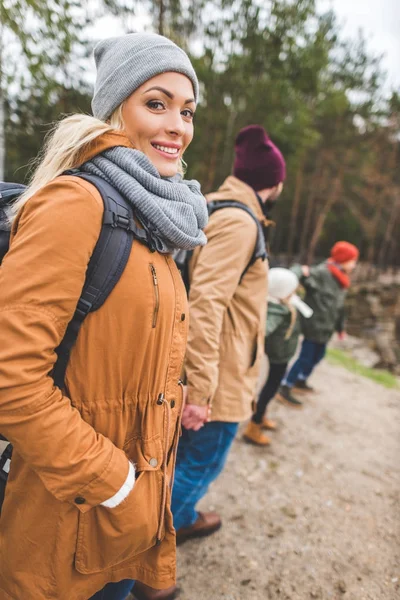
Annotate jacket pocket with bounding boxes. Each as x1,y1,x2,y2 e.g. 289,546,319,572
74,469,162,574
150,263,160,328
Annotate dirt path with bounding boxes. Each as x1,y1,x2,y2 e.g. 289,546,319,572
176,360,400,600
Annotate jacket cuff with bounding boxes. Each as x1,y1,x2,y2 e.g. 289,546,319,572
101,462,135,508
72,446,130,513
187,388,211,406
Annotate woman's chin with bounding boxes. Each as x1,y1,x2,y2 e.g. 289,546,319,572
155,161,180,178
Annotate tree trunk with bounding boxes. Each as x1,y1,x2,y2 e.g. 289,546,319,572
307,168,344,264
0,21,5,181
378,194,400,267
286,157,305,258
158,0,165,35
206,130,222,191
299,155,326,262
221,106,237,177
0,91,4,181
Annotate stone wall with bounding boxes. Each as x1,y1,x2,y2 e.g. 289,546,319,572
345,282,400,373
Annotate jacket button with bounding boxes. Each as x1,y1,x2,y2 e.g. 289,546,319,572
181,313,186,322
149,458,158,468
171,400,176,408
74,496,86,505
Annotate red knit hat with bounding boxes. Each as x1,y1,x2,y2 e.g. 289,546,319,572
233,125,286,191
330,241,359,264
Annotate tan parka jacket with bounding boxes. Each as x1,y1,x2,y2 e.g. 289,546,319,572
185,176,269,422
0,132,188,599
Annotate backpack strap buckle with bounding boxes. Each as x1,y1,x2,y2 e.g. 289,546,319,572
75,298,93,319
114,214,131,229
103,210,133,230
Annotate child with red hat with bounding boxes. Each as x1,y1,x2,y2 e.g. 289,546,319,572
276,241,359,406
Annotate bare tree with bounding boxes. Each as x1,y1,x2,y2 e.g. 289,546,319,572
307,164,345,263
286,156,305,258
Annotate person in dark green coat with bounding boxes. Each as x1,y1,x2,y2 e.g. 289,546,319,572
278,241,359,404
243,268,312,446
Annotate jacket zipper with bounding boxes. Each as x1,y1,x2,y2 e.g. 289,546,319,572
150,264,159,328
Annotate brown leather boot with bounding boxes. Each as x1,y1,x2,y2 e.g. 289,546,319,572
176,511,222,545
276,385,303,408
243,421,271,446
293,379,316,394
131,581,179,600
261,417,277,430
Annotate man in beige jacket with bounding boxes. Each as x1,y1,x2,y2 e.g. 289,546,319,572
172,125,286,542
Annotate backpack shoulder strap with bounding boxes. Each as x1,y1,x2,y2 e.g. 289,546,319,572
0,182,27,263
52,172,135,388
0,174,136,472
208,199,257,220
207,200,267,280
173,249,193,294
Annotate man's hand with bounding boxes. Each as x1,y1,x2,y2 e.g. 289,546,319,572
302,265,310,277
181,404,210,431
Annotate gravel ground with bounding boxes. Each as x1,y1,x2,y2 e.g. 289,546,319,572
175,359,400,600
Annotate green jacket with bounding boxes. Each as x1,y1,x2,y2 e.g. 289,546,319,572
291,262,346,344
265,301,301,364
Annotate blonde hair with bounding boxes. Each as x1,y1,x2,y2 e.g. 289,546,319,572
12,100,186,221
281,298,297,340
11,108,124,220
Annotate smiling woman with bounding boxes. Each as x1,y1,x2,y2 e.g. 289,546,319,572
122,73,196,177
0,33,207,600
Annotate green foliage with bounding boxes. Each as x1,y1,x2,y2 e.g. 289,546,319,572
3,0,400,266
183,0,399,265
5,86,92,183
1,1,86,95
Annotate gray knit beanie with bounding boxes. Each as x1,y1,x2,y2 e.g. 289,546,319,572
92,33,199,121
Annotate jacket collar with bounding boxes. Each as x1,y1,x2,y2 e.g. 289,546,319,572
206,176,268,224
77,130,134,165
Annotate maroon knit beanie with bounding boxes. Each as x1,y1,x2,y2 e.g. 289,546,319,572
233,125,286,191
330,241,359,264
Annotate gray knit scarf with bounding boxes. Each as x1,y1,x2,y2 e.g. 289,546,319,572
81,146,208,253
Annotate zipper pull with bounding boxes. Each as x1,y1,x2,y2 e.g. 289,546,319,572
151,264,158,285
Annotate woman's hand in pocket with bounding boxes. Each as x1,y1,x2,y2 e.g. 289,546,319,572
100,462,135,508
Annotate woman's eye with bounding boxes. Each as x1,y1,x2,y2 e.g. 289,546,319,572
147,100,165,110
182,109,194,119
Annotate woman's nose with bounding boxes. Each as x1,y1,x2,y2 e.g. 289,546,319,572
166,110,185,137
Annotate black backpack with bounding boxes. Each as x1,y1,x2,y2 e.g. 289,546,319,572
0,172,140,514
175,199,267,292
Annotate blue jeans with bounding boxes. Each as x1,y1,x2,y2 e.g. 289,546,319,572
284,339,327,387
171,421,239,531
89,579,135,600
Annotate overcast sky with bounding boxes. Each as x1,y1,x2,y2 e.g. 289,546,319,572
321,0,400,91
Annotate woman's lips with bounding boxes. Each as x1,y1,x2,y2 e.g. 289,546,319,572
151,142,181,160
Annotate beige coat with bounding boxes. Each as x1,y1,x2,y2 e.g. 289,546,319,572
185,176,269,422
0,132,188,599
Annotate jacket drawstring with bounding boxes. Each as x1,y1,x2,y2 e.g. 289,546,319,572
156,396,171,545
169,380,184,492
